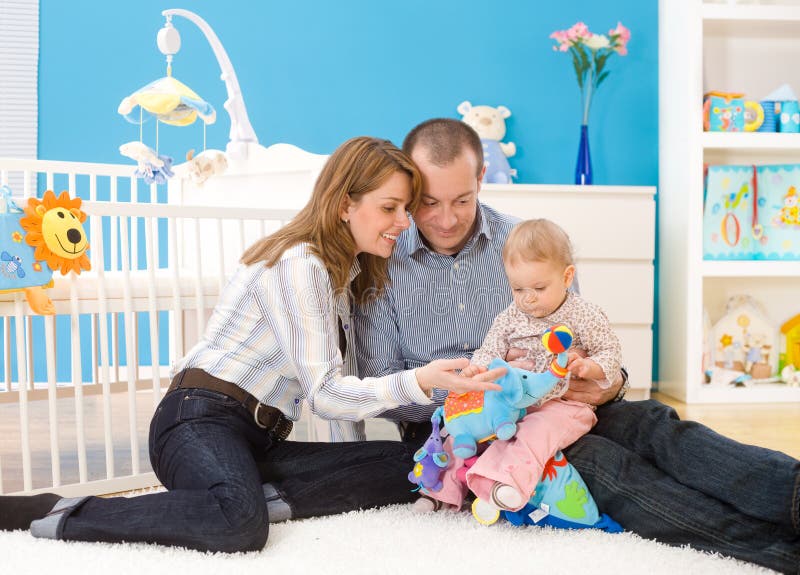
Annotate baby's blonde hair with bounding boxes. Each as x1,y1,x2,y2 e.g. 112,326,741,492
502,219,574,268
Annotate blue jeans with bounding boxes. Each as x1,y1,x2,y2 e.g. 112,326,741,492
564,399,800,574
52,387,417,552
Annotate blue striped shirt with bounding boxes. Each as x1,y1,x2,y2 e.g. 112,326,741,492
353,202,518,425
174,243,430,435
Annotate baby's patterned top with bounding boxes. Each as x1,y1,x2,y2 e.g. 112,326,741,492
471,291,622,405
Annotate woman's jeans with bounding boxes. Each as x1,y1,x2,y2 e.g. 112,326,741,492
44,387,416,552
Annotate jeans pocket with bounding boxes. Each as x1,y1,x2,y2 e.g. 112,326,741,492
177,388,240,423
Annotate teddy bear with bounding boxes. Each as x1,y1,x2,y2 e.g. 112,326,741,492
457,100,517,184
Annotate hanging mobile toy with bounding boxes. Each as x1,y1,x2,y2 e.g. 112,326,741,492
117,15,218,185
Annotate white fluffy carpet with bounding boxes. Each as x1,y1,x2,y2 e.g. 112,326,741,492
0,504,776,575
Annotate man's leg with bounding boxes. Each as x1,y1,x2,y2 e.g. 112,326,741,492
258,439,418,521
565,434,800,574
592,399,800,536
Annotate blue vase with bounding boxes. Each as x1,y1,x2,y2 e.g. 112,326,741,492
574,124,593,185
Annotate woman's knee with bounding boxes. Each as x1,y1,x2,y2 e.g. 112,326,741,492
211,492,269,553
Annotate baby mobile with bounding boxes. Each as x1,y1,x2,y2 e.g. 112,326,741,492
117,14,225,186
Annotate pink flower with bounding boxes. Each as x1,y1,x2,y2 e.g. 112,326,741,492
550,20,632,125
610,22,631,43
549,30,571,51
609,22,631,55
567,22,591,42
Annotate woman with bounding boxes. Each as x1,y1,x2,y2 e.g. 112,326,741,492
0,137,503,552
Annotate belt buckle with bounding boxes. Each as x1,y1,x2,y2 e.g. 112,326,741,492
253,403,269,429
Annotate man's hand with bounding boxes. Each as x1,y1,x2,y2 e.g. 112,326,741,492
415,358,505,396
562,375,621,406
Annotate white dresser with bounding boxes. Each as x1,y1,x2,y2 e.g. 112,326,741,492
167,145,656,399
481,183,657,399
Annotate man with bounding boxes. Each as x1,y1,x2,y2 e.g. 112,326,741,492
348,118,622,445
347,118,799,573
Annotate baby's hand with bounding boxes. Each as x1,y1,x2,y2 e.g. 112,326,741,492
460,364,487,378
567,355,603,380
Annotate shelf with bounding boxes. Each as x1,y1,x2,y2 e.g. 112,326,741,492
694,381,800,404
703,132,800,150
703,3,800,36
703,3,800,23
702,260,800,277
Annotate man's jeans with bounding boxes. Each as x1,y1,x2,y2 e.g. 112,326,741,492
564,399,800,574
44,388,417,552
267,399,800,573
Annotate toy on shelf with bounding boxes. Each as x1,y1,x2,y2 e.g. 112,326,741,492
703,91,745,132
0,186,91,315
117,14,224,186
779,314,800,372
457,100,517,184
709,295,777,383
703,163,800,261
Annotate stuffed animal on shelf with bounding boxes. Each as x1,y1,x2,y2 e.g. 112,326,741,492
408,414,449,493
457,100,517,184
436,324,573,459
0,188,91,315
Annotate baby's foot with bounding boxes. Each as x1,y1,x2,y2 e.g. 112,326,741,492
412,495,442,513
411,495,460,513
491,482,525,510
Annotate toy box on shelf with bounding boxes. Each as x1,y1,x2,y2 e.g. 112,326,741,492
703,163,800,260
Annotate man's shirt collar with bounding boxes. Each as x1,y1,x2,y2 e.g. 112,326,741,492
403,202,493,258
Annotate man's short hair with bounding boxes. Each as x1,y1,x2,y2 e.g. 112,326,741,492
402,118,484,177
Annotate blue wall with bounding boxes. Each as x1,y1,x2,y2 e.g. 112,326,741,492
39,0,657,186
36,0,659,381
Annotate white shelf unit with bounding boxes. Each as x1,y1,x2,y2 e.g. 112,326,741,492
659,0,800,403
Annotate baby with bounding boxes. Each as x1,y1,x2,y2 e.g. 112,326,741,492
416,218,622,523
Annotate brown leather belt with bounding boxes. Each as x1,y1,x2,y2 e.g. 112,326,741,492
168,368,293,440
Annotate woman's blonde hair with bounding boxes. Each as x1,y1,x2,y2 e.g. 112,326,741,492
241,136,422,302
502,219,574,268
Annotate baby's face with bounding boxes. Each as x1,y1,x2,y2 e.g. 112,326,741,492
505,258,574,318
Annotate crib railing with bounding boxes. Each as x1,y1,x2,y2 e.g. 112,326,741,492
0,157,330,496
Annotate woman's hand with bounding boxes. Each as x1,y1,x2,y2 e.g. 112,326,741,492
416,358,504,396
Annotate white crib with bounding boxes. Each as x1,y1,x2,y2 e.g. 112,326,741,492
0,144,332,497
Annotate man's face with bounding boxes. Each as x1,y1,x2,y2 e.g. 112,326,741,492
411,148,484,256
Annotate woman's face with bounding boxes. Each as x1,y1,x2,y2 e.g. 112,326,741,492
344,170,412,258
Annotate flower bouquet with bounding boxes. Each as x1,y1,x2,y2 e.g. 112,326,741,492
550,22,630,184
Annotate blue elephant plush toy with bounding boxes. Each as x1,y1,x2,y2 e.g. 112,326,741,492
436,324,573,459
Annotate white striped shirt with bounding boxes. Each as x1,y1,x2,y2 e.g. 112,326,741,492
350,202,519,428
174,243,430,431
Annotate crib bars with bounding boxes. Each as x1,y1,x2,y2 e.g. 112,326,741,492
0,158,305,496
